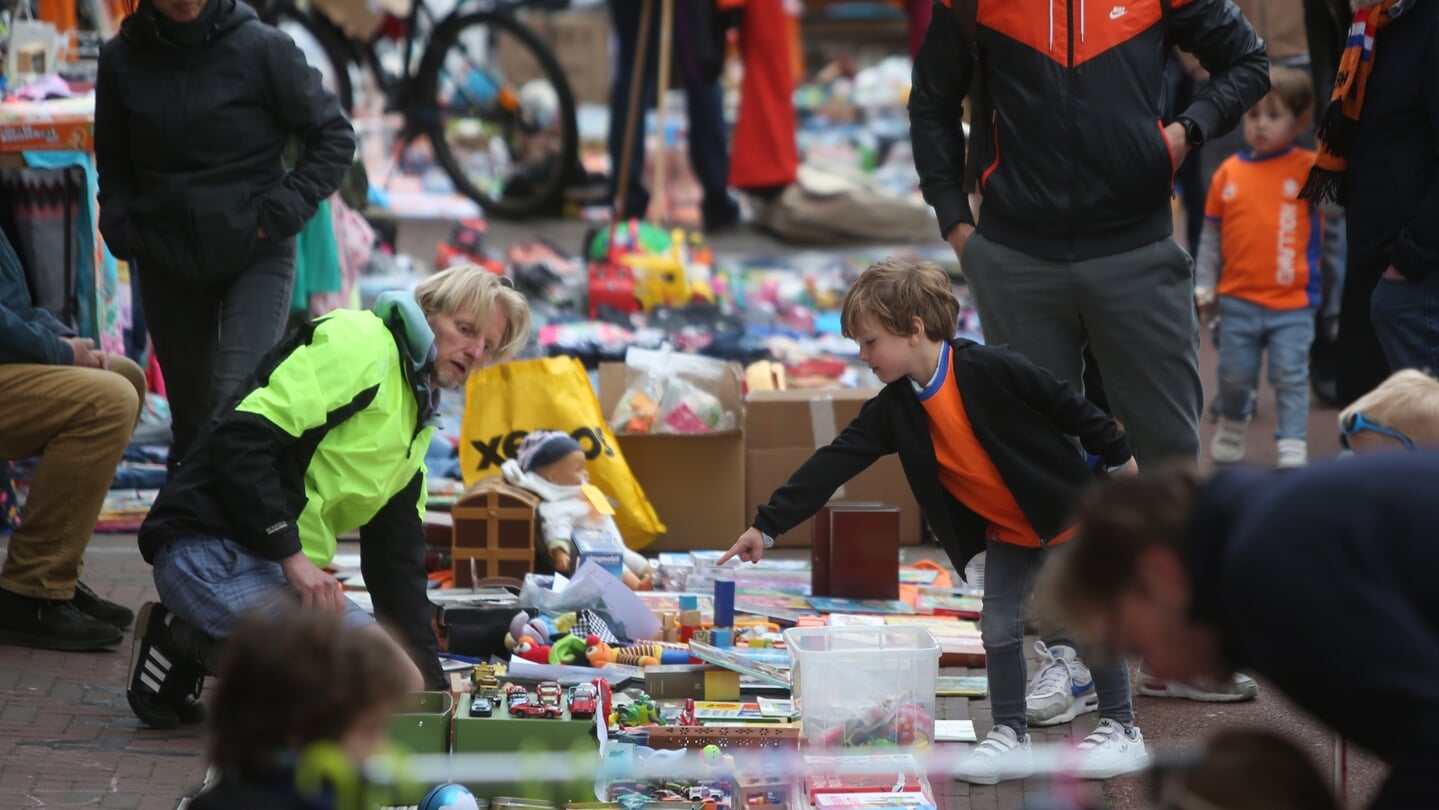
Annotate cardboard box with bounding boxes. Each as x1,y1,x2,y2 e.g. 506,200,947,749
574,530,624,580
506,9,611,107
745,390,923,547
599,362,746,552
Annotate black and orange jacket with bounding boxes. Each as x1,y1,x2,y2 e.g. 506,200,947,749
751,338,1131,571
909,0,1269,261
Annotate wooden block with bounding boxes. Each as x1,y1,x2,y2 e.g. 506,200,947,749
811,503,900,600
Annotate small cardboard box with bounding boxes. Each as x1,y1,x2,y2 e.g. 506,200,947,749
386,691,454,755
599,362,746,552
745,389,923,547
574,529,624,580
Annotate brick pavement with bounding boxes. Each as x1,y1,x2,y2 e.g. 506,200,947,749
0,537,208,810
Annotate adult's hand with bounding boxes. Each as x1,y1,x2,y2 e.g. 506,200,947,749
1116,458,1139,477
717,527,767,565
1382,265,1407,281
947,223,976,260
280,551,345,612
1163,123,1191,168
65,337,108,369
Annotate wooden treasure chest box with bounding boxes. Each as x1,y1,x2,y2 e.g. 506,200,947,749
451,476,539,587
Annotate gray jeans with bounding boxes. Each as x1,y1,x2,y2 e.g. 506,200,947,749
961,232,1202,464
981,539,1133,736
137,237,296,469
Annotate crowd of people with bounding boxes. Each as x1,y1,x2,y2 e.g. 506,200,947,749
0,0,1435,806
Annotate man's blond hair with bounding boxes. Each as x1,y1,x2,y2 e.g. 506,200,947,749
414,265,531,363
840,258,959,341
1339,369,1439,445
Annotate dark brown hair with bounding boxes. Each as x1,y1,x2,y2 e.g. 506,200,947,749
1266,65,1315,117
208,609,411,778
1034,463,1204,643
840,258,959,342
1158,729,1340,810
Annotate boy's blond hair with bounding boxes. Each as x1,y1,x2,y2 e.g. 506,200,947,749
1266,65,1314,117
1339,369,1439,445
414,265,532,363
840,258,959,342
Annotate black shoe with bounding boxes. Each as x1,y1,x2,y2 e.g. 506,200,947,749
127,602,207,729
72,582,134,630
0,587,125,651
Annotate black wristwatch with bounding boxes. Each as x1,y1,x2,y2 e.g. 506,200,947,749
1178,116,1205,148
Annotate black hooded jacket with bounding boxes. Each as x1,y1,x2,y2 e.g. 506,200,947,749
94,0,354,286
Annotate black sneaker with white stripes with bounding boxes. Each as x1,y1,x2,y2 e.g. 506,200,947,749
127,602,207,729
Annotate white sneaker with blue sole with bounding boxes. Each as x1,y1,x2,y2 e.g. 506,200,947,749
1026,642,1099,727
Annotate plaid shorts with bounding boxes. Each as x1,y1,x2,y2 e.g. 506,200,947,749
152,536,373,639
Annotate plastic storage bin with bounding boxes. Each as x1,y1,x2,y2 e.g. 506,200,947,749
783,625,940,749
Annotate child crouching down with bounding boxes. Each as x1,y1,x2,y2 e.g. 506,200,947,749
718,259,1147,784
190,608,412,810
502,430,652,589
1195,66,1324,469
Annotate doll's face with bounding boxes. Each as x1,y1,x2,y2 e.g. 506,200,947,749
535,449,587,487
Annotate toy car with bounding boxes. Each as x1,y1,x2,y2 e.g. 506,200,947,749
567,683,598,718
511,693,564,719
536,680,563,710
468,696,494,718
505,683,529,709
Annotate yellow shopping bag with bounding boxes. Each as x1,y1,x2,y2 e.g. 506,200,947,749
460,356,665,548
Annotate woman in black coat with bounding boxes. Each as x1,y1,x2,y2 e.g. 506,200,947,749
95,0,354,469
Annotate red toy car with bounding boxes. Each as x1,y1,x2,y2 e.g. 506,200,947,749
511,693,564,719
567,683,598,719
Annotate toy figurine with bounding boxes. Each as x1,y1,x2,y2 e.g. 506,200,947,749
513,636,551,665
549,633,589,666
501,431,653,589
586,635,615,667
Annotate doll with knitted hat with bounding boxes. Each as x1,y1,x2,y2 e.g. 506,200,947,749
502,430,653,589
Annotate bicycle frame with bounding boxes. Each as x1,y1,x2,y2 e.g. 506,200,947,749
312,0,567,109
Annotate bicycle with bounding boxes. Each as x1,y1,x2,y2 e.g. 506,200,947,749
251,0,580,219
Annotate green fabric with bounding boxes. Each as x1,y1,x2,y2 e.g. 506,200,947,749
291,198,342,313
234,309,433,568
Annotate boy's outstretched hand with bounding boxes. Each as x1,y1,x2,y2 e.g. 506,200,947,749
718,527,767,565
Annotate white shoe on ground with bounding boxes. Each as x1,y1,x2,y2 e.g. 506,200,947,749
1276,438,1308,468
1136,671,1260,702
1026,642,1098,727
1074,718,1151,780
954,725,1033,785
1211,417,1248,464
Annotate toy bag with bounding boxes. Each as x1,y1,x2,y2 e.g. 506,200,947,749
461,356,665,548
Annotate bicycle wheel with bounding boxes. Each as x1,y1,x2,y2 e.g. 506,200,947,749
418,10,579,219
271,4,355,114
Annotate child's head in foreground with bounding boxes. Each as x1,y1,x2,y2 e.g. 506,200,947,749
1152,728,1339,810
1242,65,1314,156
1339,369,1439,452
208,608,412,779
840,258,959,385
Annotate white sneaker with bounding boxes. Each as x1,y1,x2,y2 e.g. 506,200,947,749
1276,438,1308,469
1025,642,1098,727
1136,671,1259,702
954,725,1033,785
1211,417,1248,464
1074,718,1150,780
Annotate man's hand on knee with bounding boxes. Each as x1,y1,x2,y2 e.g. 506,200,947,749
279,551,345,613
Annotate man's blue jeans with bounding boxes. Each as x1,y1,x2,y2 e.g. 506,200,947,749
1371,271,1439,378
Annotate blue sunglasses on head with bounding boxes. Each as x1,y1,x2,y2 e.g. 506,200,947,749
1340,411,1415,451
